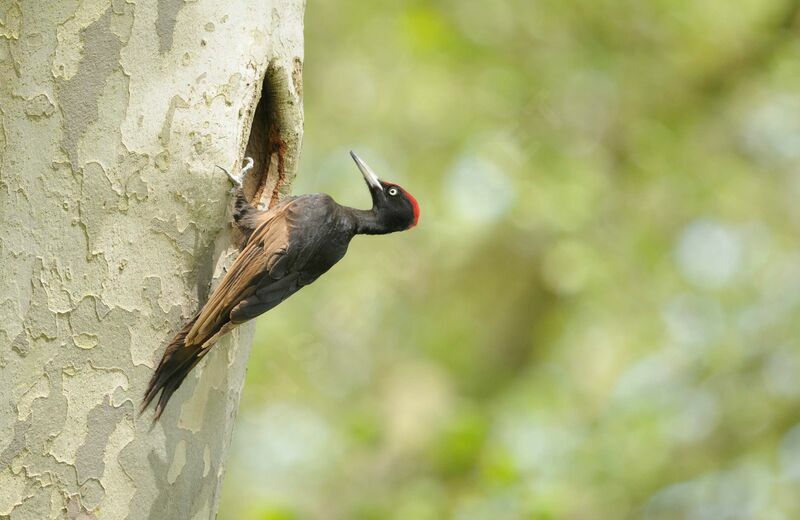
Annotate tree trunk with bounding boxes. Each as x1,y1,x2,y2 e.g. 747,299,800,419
0,1,304,518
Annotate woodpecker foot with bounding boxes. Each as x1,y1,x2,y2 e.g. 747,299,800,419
218,157,254,192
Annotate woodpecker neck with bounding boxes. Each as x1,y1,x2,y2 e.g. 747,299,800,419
351,208,390,235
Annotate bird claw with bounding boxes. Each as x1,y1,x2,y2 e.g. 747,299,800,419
218,157,255,190
240,156,254,178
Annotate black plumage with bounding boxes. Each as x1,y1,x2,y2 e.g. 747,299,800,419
142,152,419,419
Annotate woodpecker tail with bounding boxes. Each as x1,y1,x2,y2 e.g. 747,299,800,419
141,315,210,421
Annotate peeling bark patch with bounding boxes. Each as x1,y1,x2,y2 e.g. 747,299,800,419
151,216,201,257
56,7,123,169
79,478,105,510
73,333,98,349
0,1,22,40
142,276,167,315
0,117,6,174
202,445,210,477
77,163,124,254
99,414,135,517
11,490,54,519
66,296,135,367
74,397,128,484
17,374,49,421
25,260,58,341
11,330,29,357
50,364,129,465
0,419,31,467
291,57,303,98
24,94,56,119
0,466,28,516
156,0,185,54
65,494,99,520
167,439,187,483
126,172,148,201
142,276,183,331
159,95,189,146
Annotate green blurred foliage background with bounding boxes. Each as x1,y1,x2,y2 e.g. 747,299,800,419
220,0,800,518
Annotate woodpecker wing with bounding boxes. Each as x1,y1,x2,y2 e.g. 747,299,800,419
227,194,350,323
186,195,346,346
186,201,296,346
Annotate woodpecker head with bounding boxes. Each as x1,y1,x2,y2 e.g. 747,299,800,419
350,151,420,232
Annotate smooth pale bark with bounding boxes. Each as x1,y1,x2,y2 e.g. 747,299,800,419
0,1,304,518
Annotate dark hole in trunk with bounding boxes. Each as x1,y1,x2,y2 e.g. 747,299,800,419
242,61,287,210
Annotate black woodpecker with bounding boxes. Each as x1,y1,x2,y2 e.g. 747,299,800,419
142,152,419,420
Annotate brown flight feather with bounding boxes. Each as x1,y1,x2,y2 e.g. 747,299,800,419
142,201,295,420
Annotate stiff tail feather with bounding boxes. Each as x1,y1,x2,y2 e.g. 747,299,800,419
141,315,211,421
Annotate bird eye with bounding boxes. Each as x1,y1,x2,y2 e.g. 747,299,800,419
388,187,398,196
